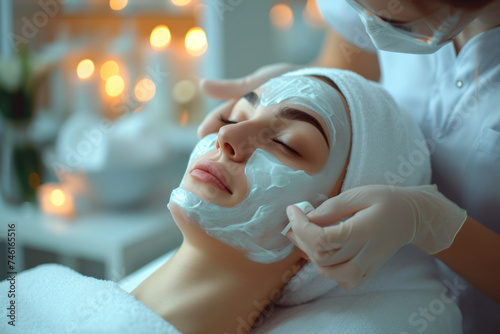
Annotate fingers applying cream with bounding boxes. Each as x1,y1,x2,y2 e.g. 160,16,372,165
281,201,314,236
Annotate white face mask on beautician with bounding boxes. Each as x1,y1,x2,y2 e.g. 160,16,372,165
346,0,465,54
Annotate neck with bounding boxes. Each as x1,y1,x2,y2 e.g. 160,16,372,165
453,1,500,54
131,209,304,334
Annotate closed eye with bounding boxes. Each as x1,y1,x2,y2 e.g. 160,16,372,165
218,114,238,124
219,114,301,157
272,139,301,157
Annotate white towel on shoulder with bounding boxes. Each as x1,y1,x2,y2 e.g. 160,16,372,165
0,264,180,334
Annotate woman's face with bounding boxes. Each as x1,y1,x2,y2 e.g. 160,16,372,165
181,77,334,208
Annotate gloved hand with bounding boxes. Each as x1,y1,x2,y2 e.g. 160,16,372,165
285,184,467,290
197,63,301,138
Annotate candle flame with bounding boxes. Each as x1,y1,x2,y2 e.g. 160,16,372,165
50,189,66,207
38,183,76,219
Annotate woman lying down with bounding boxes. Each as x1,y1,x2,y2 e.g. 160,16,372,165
0,68,462,334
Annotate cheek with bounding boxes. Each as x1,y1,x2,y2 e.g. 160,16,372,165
309,146,329,173
297,145,329,174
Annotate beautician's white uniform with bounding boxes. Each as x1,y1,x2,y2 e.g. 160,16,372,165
316,1,500,332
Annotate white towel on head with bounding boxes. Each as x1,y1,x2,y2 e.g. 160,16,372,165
275,68,432,306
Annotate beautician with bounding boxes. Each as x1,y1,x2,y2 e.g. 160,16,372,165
197,0,500,332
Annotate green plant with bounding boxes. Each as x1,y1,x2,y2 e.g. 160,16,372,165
0,47,49,204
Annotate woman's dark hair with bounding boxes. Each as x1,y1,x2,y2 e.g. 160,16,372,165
308,75,348,104
309,75,341,92
433,0,493,9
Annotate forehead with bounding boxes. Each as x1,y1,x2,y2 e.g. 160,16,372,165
259,75,334,107
356,0,446,21
256,75,345,141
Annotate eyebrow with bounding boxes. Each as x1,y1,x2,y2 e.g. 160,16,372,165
243,91,329,148
276,107,330,148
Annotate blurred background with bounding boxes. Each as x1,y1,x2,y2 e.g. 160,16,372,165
0,0,326,281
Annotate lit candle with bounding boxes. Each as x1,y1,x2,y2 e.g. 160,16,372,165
73,58,102,116
38,183,75,219
102,21,137,119
100,59,128,119
141,26,173,122
178,27,207,123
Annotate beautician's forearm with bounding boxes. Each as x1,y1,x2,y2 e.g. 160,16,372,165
434,216,500,303
311,26,380,82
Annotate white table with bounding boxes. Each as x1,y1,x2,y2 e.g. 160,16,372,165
0,199,183,281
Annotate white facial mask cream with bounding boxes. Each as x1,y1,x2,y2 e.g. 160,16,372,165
168,75,351,263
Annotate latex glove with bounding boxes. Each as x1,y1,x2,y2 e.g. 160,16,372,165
197,63,301,138
285,184,467,290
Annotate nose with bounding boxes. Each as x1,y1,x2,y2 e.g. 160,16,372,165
216,122,259,162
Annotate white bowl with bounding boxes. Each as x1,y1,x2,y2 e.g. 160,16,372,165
84,152,190,209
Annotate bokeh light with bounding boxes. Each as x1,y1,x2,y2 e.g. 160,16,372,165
110,0,128,11
105,75,125,97
172,79,196,104
171,0,192,6
270,4,294,30
303,0,324,28
76,59,95,79
135,78,156,102
100,60,120,80
185,27,207,56
50,189,66,207
150,25,171,49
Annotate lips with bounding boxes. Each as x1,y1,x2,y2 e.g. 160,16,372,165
190,159,233,194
